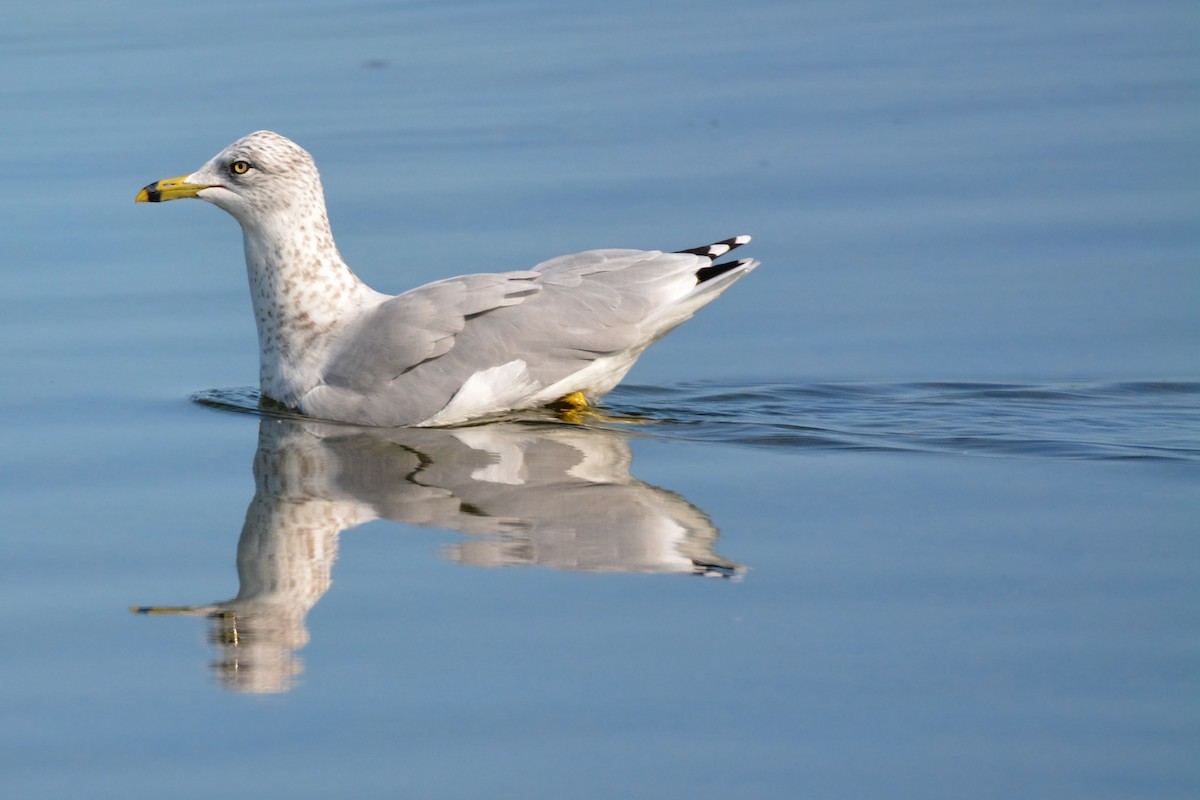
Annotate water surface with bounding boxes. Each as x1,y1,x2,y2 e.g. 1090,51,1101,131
1,1,1197,798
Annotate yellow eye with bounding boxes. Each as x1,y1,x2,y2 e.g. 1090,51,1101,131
230,160,251,175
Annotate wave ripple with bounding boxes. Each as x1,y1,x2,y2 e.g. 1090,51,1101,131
608,381,1200,462
196,381,1200,463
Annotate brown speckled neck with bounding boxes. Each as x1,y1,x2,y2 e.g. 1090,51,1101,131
180,131,383,406
240,204,378,404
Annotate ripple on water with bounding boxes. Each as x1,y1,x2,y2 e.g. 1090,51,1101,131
611,381,1200,463
194,381,1200,463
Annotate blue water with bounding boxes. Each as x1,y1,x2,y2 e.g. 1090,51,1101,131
2,1,1197,798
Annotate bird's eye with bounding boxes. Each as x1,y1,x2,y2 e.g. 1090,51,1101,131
230,160,251,175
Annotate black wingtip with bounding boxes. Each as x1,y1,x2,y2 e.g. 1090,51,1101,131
674,235,752,261
697,258,753,283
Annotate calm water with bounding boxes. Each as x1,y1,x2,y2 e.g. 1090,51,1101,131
2,1,1197,798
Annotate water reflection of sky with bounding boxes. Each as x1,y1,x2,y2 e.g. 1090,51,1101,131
1,0,1197,798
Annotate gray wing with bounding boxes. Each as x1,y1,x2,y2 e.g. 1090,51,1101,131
306,247,736,425
315,271,541,404
438,247,719,372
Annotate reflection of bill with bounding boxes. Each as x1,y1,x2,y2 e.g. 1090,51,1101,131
134,418,743,693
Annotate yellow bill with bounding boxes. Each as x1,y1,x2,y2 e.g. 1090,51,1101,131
135,174,213,203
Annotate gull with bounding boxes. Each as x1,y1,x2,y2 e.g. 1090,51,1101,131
136,131,758,426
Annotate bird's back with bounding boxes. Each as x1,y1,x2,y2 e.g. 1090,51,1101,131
300,242,757,426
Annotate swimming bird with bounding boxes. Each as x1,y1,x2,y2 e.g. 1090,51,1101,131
136,131,758,426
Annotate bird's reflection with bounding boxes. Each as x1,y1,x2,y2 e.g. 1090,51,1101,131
134,417,742,693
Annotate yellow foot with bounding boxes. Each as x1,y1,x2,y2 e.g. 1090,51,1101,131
547,391,591,424
544,391,654,426
551,391,591,411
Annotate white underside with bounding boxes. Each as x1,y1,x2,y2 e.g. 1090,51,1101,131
418,352,638,427
527,353,639,407
421,359,540,426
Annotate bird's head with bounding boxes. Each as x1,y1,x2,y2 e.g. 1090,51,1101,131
136,131,326,227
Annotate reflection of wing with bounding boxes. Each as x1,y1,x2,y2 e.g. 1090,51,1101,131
409,426,739,575
133,418,742,692
319,423,739,575
444,482,734,575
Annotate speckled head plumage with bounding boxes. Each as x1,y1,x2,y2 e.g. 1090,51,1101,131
184,131,327,225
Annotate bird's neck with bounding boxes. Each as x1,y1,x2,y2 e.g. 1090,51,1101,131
239,210,379,404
